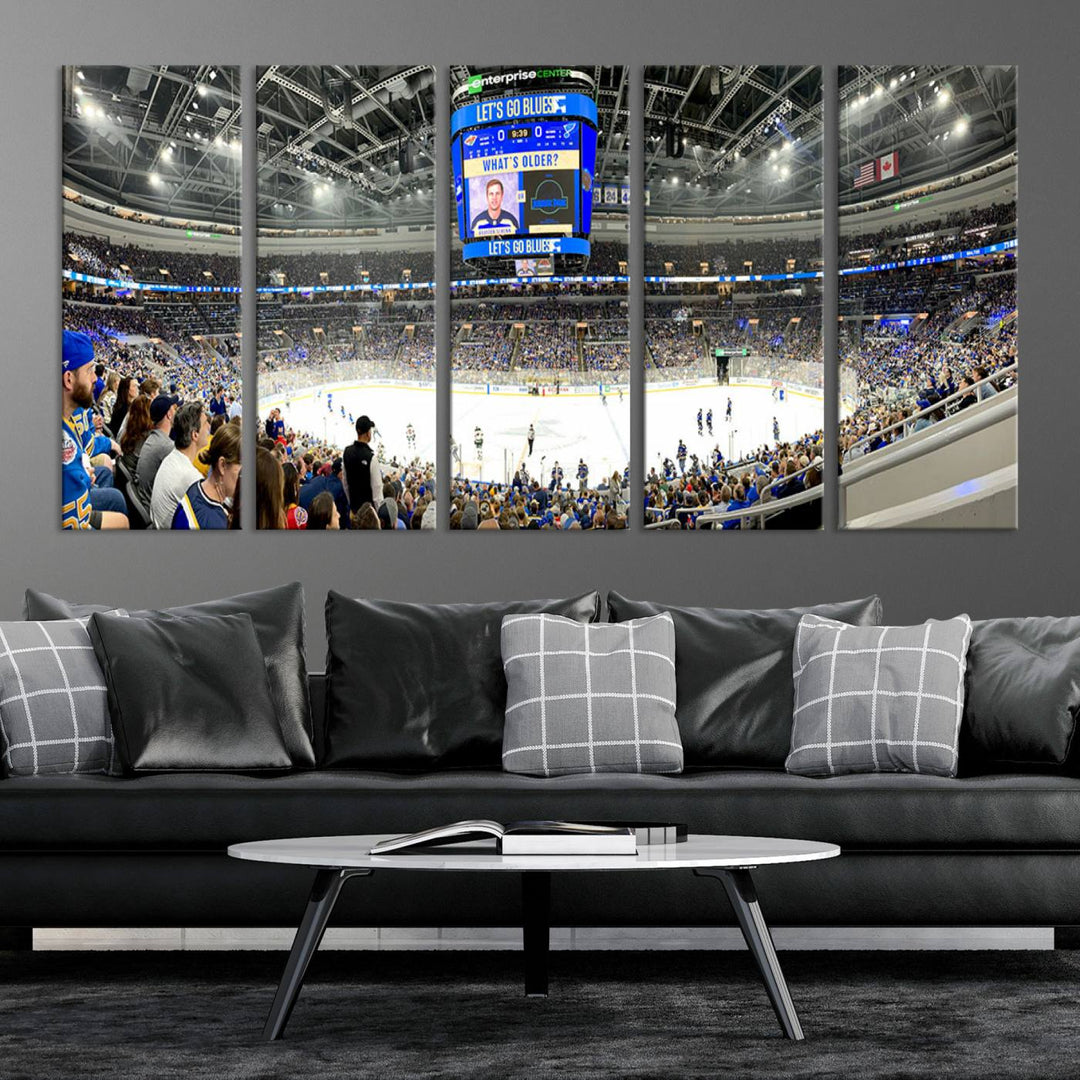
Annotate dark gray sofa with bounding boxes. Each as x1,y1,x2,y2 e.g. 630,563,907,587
5,674,1080,934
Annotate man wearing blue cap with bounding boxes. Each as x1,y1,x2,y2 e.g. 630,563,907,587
62,330,128,530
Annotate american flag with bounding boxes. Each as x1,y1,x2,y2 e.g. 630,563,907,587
853,161,876,188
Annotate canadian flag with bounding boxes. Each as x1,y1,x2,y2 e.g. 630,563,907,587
878,151,899,181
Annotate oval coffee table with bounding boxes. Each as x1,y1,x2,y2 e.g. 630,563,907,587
229,833,839,1042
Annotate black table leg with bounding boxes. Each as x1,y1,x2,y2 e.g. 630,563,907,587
263,868,369,1041
694,868,804,1040
522,871,552,996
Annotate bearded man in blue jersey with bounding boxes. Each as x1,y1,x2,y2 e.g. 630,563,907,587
61,331,128,530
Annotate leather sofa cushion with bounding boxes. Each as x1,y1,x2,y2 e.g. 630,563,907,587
323,590,601,770
607,594,883,767
2,770,1078,851
88,611,292,774
23,584,314,768
960,616,1080,772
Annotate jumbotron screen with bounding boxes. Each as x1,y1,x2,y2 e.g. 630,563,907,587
451,91,598,265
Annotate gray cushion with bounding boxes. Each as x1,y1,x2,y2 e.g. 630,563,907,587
501,612,683,777
606,593,883,767
323,590,601,771
786,613,973,778
0,619,119,777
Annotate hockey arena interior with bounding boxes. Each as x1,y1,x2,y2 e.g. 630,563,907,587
62,65,242,530
61,65,1017,532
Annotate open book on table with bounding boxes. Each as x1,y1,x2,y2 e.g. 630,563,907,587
369,820,644,856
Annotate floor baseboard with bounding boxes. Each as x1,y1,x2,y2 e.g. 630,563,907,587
29,926,1055,952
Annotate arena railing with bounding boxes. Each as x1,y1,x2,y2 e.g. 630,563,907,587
645,482,823,530
839,381,1017,526
842,362,1017,458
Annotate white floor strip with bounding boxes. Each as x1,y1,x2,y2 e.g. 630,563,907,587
31,926,1054,951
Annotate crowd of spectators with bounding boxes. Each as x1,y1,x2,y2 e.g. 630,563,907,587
62,322,244,531
64,231,240,286
258,247,434,288
646,236,820,278
644,430,825,531
252,415,435,532
448,463,630,530
63,301,240,406
839,275,1017,460
839,201,1015,269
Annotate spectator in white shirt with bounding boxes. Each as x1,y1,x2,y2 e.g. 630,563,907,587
150,402,211,529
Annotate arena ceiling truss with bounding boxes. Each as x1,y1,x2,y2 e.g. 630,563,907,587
838,65,1017,206
255,65,436,230
62,65,243,228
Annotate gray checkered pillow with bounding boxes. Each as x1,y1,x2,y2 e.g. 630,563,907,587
786,613,973,778
0,619,121,777
501,612,683,777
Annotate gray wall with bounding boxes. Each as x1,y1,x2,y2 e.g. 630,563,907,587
2,0,1068,661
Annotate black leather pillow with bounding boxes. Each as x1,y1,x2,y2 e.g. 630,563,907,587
88,611,292,774
607,593,883,767
959,616,1080,772
24,584,314,768
323,590,602,770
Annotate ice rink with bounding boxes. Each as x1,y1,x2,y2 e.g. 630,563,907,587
452,384,631,483
260,382,438,467
261,377,826,483
646,381,825,470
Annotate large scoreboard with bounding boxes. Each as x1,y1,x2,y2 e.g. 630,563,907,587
451,87,598,270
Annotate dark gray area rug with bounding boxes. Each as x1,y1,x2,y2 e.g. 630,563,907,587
0,948,1075,1079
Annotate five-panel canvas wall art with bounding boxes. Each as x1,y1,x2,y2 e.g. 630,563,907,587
62,65,1017,531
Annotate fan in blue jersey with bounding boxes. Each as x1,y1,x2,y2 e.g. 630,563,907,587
61,331,127,529
172,422,240,529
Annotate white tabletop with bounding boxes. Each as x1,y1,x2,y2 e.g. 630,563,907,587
228,834,840,872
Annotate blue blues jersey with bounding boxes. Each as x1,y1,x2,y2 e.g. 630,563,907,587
73,407,111,458
172,480,228,530
62,415,93,529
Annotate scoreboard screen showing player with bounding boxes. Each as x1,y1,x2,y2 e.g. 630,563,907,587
452,91,598,263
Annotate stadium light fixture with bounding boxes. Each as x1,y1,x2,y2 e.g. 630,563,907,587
149,173,161,186
874,85,883,96
197,84,208,97
780,165,790,178
955,116,969,135
76,70,85,80
938,88,951,104
890,77,898,89
208,69,217,81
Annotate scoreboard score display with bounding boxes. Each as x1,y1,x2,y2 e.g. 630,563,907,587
452,90,599,267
